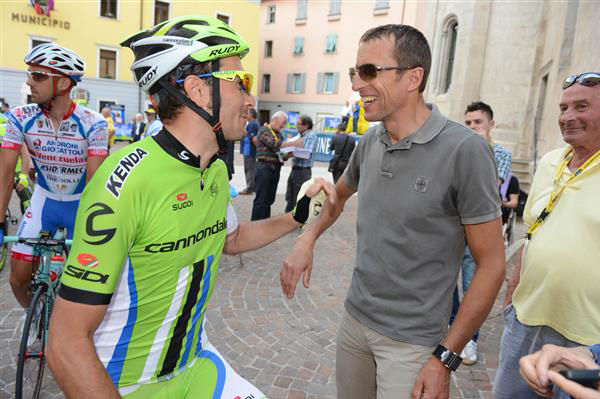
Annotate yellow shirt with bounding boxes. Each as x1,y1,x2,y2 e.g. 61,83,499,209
106,116,116,146
513,146,600,345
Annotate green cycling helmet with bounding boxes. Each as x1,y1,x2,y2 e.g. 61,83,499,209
121,15,250,92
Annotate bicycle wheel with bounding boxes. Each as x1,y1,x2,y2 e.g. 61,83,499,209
0,218,8,272
15,285,47,399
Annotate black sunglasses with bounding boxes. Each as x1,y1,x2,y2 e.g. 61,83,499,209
348,63,414,83
562,72,600,90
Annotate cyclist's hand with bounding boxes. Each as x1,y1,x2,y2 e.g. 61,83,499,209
292,177,334,225
281,234,315,298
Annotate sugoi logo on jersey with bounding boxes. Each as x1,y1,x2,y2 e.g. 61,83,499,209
77,253,99,268
139,65,158,87
144,218,226,253
105,148,149,198
172,193,193,211
208,44,240,57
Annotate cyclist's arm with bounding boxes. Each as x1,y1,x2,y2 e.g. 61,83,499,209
0,148,20,222
86,155,107,184
48,300,120,399
19,145,31,175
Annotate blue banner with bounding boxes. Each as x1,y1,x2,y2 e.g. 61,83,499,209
115,123,133,141
281,128,360,163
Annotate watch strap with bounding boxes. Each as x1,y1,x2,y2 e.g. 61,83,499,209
433,344,462,371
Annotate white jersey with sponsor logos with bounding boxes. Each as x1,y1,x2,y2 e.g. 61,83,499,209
2,102,109,196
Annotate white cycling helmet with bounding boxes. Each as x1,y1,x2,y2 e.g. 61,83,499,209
25,43,85,82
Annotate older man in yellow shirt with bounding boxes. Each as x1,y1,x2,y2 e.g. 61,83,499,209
495,72,600,399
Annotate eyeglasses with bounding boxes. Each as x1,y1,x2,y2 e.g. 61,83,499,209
26,70,64,82
348,63,414,83
562,72,600,90
176,70,254,94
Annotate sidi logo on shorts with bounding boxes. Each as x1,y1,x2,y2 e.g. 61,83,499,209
209,44,240,57
105,148,149,198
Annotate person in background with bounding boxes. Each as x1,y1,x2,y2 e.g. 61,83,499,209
495,72,600,399
240,107,259,195
131,113,145,142
144,107,163,137
285,115,318,212
328,126,356,184
101,107,116,151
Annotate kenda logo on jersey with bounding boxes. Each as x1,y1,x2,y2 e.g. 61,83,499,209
106,148,149,198
144,218,226,253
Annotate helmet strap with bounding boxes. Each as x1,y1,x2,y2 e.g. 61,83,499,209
157,58,228,154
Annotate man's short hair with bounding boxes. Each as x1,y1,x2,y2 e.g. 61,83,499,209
249,108,257,118
360,24,431,93
271,111,288,123
298,115,313,130
465,101,494,120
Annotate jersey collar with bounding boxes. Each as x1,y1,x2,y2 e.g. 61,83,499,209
152,127,218,169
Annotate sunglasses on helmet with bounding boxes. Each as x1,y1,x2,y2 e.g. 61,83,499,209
562,72,600,90
176,70,254,94
27,70,64,82
348,63,414,83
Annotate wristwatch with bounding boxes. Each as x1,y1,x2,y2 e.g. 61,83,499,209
433,344,462,371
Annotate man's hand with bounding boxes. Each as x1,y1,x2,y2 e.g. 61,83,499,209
291,177,335,225
281,233,314,298
411,357,451,399
519,344,599,397
547,370,600,398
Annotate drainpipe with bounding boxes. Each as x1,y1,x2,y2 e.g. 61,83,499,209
137,0,144,113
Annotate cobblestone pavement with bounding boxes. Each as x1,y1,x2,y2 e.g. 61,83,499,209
0,145,519,399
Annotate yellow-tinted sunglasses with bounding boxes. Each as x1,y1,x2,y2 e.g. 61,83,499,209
177,70,253,94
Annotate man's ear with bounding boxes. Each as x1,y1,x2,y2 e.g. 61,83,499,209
57,77,73,92
183,75,212,110
490,119,496,129
406,67,425,92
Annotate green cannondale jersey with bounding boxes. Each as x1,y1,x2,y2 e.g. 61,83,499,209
59,129,237,388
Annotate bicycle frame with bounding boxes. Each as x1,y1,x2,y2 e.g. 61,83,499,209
4,230,72,345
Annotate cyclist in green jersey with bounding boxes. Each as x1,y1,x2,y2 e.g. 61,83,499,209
46,15,335,399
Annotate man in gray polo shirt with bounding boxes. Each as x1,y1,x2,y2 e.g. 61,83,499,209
281,24,506,398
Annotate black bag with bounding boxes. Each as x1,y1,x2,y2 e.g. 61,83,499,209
515,189,528,217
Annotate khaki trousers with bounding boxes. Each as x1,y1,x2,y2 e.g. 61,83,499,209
336,309,435,399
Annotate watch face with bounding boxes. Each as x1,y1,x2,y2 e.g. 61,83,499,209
441,350,451,362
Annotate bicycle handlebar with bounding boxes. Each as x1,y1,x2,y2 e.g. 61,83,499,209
3,236,73,247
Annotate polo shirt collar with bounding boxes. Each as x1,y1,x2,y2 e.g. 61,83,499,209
376,104,447,149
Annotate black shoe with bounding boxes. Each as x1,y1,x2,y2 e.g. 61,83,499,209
239,189,254,195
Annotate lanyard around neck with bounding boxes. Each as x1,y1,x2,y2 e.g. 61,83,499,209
527,147,600,239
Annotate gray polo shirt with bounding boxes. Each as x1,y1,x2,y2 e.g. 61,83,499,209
343,104,500,346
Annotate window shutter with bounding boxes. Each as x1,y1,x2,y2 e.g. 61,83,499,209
333,72,339,94
316,73,324,94
286,73,293,93
300,73,306,93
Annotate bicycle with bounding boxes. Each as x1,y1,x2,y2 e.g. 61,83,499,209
0,208,19,272
4,228,72,399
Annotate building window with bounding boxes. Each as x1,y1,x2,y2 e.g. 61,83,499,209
317,72,339,94
265,40,273,58
154,1,169,25
296,0,307,20
325,34,337,54
438,17,458,94
374,0,389,10
31,37,52,50
262,74,271,93
100,0,117,18
267,5,276,23
329,0,341,16
216,13,230,25
99,49,117,79
287,73,306,94
293,37,304,55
